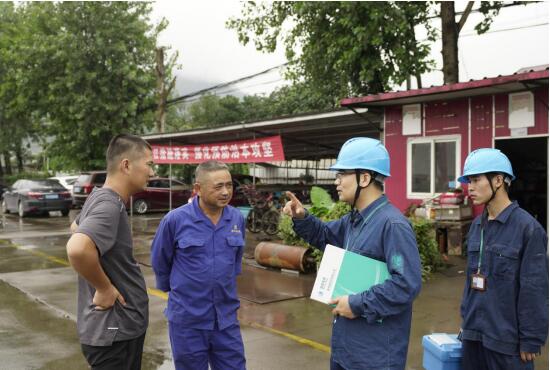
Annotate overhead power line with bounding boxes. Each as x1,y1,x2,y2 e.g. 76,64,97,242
155,1,544,110
426,1,542,20
165,63,288,108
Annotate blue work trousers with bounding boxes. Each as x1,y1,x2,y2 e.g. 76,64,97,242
168,322,245,370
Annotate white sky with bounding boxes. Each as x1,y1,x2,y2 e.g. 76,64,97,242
151,1,549,97
151,1,287,96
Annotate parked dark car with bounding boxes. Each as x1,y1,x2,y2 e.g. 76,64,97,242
0,182,7,200
72,171,107,208
1,179,72,217
132,178,191,214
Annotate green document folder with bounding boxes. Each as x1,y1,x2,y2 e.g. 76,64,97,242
310,244,391,304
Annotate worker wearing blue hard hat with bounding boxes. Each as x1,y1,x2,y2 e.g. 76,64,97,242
458,148,548,370
284,137,422,370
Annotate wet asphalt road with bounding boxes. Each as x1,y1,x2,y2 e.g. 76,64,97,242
0,210,547,370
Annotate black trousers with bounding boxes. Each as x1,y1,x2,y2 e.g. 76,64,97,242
462,339,535,370
330,358,346,370
81,333,146,370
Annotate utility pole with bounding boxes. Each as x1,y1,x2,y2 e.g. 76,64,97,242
155,47,177,133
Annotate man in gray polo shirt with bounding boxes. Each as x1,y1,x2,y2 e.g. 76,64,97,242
67,134,154,369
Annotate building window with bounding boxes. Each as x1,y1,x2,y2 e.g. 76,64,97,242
411,142,431,193
407,136,460,198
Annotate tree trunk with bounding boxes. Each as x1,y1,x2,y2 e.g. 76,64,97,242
155,48,165,133
405,10,423,89
15,146,24,173
2,152,12,175
155,48,175,134
441,2,459,84
416,74,423,89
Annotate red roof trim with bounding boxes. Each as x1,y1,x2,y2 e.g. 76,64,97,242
340,69,549,106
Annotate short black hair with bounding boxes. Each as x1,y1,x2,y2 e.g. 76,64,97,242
485,172,510,193
195,160,230,183
106,134,152,173
362,170,384,191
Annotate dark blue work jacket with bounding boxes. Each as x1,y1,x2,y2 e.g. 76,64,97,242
151,197,245,331
461,201,548,355
293,195,422,370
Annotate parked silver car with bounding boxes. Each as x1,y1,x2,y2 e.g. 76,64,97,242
49,175,79,193
1,179,72,217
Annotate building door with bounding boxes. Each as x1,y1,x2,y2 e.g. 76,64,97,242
496,137,548,231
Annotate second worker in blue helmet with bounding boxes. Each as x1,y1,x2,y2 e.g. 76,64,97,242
458,148,548,370
283,137,422,370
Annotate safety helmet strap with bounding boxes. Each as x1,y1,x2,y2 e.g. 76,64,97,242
485,173,503,205
350,170,372,222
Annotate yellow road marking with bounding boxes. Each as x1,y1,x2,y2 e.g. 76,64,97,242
240,319,331,353
144,287,330,353
147,287,168,300
7,242,330,354
25,249,71,267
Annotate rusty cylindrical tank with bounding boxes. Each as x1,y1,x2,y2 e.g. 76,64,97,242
254,242,316,273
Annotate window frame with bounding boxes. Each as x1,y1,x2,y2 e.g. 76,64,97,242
407,135,461,199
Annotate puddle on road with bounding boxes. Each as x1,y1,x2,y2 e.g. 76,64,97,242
0,281,173,370
0,237,69,273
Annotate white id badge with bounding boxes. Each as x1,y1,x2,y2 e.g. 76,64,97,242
471,273,486,291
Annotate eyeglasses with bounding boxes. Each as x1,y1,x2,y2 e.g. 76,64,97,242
335,171,356,181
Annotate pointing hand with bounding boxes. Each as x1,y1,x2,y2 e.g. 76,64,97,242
283,191,306,219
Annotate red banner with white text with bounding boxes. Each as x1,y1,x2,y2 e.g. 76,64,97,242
151,135,285,164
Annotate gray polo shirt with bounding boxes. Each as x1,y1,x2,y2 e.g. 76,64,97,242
75,187,149,346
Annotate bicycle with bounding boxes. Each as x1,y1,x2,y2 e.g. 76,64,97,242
239,184,280,235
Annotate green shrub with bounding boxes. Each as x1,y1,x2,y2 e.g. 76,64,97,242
278,214,310,248
410,217,443,281
278,187,442,279
278,186,350,265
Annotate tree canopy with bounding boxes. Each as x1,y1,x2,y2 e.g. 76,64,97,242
0,2,165,172
228,2,436,98
169,82,335,131
228,1,528,95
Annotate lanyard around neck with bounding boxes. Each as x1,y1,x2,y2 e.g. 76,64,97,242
477,228,485,274
477,208,491,274
345,200,388,250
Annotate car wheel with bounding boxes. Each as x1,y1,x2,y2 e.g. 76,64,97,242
133,199,148,214
61,209,70,216
18,201,27,218
1,199,9,214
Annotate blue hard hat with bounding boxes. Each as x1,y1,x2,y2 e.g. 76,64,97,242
458,148,515,184
330,137,390,177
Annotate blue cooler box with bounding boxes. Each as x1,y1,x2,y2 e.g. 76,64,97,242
422,333,462,370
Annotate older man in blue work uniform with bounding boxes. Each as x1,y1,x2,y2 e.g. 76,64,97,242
284,137,422,370
458,148,548,370
151,160,246,370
